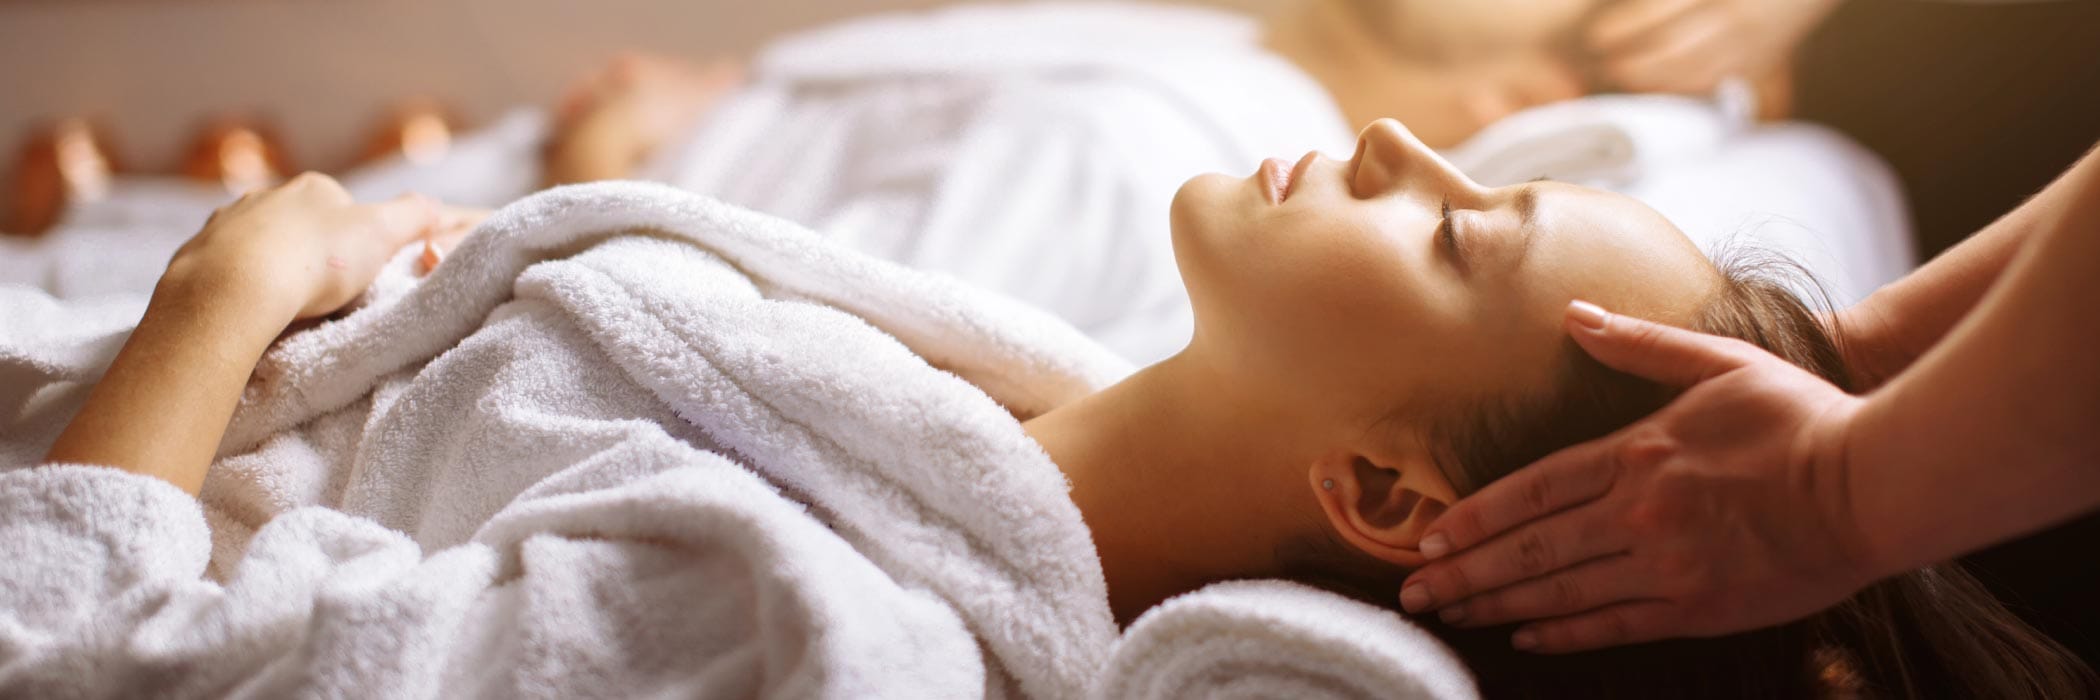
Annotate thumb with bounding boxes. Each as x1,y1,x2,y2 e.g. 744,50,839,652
1565,300,1755,387
364,193,440,247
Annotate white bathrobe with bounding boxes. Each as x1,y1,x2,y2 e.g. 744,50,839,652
0,184,1132,699
1,184,1483,699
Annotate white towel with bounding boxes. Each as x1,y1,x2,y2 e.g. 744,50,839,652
2,182,1134,698
1098,580,1479,700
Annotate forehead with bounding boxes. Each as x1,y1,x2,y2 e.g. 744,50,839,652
1524,184,1719,328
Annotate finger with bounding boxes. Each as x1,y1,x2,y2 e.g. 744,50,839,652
364,193,440,247
285,171,353,207
555,81,593,123
1589,0,1703,53
419,239,444,276
429,205,488,251
1565,300,1758,388
1438,553,1646,628
1512,600,1679,654
1401,479,1625,612
1402,468,1629,609
1399,442,1625,615
1604,9,1739,93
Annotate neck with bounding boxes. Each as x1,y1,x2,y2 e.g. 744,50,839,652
1262,0,1404,134
1023,351,1303,624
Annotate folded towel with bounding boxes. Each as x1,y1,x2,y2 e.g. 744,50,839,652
1098,580,1478,700
1443,93,1747,189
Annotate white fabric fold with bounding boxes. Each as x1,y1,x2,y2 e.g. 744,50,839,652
2,182,1128,698
1098,580,1479,700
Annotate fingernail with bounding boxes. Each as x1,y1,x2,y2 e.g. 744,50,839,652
1400,584,1432,613
420,240,444,273
1568,300,1609,331
1420,533,1450,560
1512,629,1540,651
1438,606,1468,625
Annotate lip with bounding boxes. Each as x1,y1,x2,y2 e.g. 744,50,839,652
1282,151,1319,202
1260,157,1290,204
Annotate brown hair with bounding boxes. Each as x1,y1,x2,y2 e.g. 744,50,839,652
1280,249,2097,698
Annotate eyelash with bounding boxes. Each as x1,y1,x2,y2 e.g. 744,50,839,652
1438,198,1458,253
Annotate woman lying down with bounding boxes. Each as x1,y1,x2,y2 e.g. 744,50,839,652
5,119,2087,698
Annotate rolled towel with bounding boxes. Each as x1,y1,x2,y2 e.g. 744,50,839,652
1097,580,1479,700
1444,91,1750,189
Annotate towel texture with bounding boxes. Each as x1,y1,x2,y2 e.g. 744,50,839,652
1099,581,1478,700
2,182,1133,698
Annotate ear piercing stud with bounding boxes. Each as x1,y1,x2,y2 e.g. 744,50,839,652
1321,479,1335,491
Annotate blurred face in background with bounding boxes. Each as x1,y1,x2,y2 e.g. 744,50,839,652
1288,0,1597,147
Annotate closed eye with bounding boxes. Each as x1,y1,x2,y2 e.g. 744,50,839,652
1438,198,1464,268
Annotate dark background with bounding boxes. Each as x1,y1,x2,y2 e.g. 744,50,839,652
1796,0,2100,669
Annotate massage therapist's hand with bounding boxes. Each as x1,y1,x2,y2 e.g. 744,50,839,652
166,172,439,324
1589,0,1841,94
1397,301,1882,653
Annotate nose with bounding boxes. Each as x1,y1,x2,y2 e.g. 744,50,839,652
1350,119,1477,201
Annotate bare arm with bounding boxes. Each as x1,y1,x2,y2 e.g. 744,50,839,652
1838,153,2082,387
44,174,436,496
44,275,295,494
1396,144,2100,653
1844,143,2100,573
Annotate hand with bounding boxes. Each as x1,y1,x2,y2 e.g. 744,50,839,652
165,172,439,324
545,53,743,185
417,205,493,274
1588,0,1841,95
1396,301,1880,653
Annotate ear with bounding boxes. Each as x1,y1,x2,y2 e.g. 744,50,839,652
1306,448,1457,568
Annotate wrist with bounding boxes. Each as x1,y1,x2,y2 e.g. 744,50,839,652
1799,394,1890,585
1833,303,1905,391
156,256,303,334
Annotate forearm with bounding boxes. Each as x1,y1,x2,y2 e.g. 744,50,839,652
1843,153,2100,576
1843,147,2098,383
44,274,293,495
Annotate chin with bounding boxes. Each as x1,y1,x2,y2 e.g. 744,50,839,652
1168,173,1246,251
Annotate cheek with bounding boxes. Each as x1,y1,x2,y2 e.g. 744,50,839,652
1224,222,1448,365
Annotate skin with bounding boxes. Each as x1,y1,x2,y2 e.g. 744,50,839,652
46,120,1722,640
542,0,1817,176
1261,0,1593,146
1589,0,1842,96
1401,142,2100,653
1025,119,1720,622
44,174,441,494
543,54,743,187
545,0,1602,178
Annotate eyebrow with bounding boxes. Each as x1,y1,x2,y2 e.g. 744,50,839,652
1512,183,1544,267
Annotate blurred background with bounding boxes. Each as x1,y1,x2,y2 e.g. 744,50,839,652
3,0,2095,257
4,0,2098,670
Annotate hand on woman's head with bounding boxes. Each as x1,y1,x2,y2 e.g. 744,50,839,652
1168,118,1721,570
166,173,440,324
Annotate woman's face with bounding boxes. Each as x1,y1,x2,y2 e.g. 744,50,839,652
1168,119,1716,551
